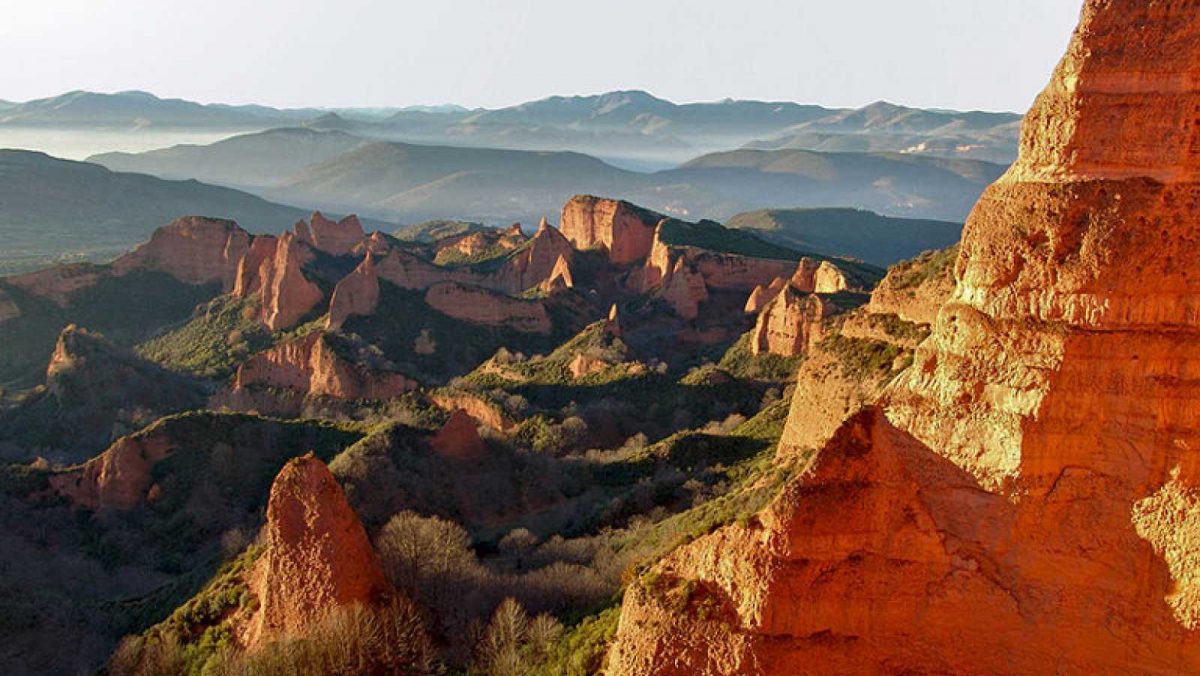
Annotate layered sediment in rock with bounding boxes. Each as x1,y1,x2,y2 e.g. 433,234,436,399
610,2,1200,672
249,454,388,645
424,281,551,333
561,195,663,264
232,332,416,400
112,217,251,290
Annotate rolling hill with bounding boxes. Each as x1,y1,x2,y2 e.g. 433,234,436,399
86,130,1005,226
0,150,310,274
725,207,963,266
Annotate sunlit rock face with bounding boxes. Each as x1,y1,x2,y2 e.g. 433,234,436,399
609,2,1200,673
248,454,389,646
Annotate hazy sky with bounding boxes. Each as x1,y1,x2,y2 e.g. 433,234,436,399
1,0,1084,113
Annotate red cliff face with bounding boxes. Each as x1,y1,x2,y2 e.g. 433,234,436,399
48,431,175,511
232,235,280,298
560,195,663,265
327,252,380,329
424,281,551,334
259,232,324,332
491,219,576,294
749,287,836,357
610,2,1200,672
232,332,416,401
303,212,366,256
249,454,389,645
429,409,486,460
112,217,252,291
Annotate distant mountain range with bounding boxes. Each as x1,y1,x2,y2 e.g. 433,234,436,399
90,128,1005,226
0,150,310,274
2,89,1021,166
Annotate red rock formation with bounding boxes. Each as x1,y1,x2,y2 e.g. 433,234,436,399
250,454,388,644
424,282,551,333
429,409,486,459
327,252,380,328
749,286,835,357
259,232,324,331
540,254,575,293
430,391,516,432
233,332,416,400
743,278,788,314
493,219,575,294
233,235,279,297
305,212,365,256
644,225,798,295
374,248,461,290
48,432,175,510
865,247,958,326
790,257,851,294
656,259,709,320
611,3,1200,672
112,217,252,290
560,195,663,264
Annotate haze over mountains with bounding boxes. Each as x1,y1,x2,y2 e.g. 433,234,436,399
0,87,1016,277
90,127,1004,230
2,89,1021,166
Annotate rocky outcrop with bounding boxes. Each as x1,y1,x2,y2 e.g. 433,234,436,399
866,246,958,326
540,253,575,293
300,212,365,256
743,278,788,314
749,287,836,357
429,410,486,460
611,3,1200,672
48,430,175,511
430,391,516,432
249,454,388,645
2,325,205,462
232,332,416,401
561,195,663,264
112,217,252,290
327,252,380,328
656,259,709,320
644,223,801,298
258,232,324,331
492,219,575,294
424,282,551,333
790,257,853,295
231,235,276,297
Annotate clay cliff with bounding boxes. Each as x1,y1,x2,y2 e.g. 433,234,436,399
424,281,552,333
327,252,380,328
231,331,417,401
111,217,252,290
749,286,836,357
248,453,389,645
561,195,664,264
610,2,1200,673
297,212,365,256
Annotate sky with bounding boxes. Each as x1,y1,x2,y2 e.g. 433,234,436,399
0,0,1085,113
